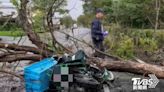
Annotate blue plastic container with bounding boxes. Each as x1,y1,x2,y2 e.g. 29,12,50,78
24,58,57,92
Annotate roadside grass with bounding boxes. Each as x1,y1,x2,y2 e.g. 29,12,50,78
0,29,24,37
0,27,45,37
0,29,45,37
0,24,24,37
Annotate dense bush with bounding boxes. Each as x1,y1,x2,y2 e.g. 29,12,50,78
104,24,163,59
115,36,134,59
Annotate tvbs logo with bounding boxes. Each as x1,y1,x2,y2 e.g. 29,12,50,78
132,74,159,90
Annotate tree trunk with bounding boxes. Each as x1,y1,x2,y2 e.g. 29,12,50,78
88,58,164,78
18,0,53,56
155,0,160,31
99,60,164,79
0,43,51,57
0,54,42,63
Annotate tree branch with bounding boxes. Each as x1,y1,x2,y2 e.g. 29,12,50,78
55,30,121,60
0,43,51,57
19,0,53,56
46,0,72,53
0,53,42,63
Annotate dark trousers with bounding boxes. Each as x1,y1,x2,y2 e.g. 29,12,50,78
92,38,105,58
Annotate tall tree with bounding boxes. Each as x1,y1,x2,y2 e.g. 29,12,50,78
60,16,74,28
81,0,164,28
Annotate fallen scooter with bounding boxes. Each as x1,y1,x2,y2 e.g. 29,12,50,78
70,63,114,92
48,50,114,92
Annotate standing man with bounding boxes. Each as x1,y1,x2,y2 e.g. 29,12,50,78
91,9,108,58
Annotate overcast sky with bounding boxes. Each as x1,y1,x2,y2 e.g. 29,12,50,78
67,0,84,20
0,0,9,3
0,0,84,20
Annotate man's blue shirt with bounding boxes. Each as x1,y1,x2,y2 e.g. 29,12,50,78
91,19,104,41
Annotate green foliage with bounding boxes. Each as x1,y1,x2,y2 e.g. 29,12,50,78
10,0,20,9
0,30,24,37
155,31,164,48
104,24,163,59
32,0,67,12
110,0,155,28
32,10,45,33
0,24,24,37
115,36,134,59
83,0,112,14
139,38,158,52
61,16,74,28
81,0,164,28
77,14,93,27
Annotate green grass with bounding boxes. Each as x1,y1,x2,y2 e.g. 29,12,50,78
0,28,47,37
0,29,46,37
0,30,24,37
0,24,24,37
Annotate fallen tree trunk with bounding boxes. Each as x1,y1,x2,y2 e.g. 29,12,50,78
0,53,42,63
0,43,52,56
0,51,26,58
99,60,164,79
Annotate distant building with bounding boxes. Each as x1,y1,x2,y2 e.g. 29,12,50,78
0,1,18,22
